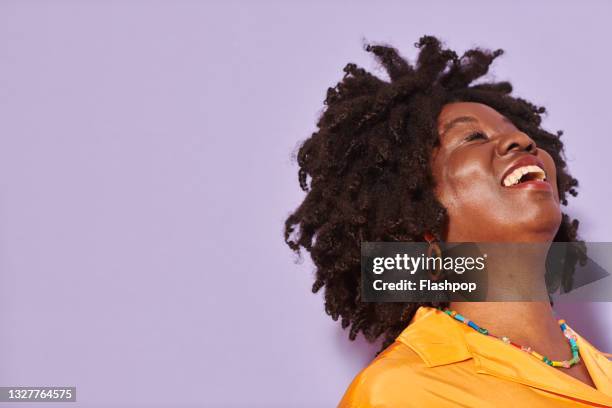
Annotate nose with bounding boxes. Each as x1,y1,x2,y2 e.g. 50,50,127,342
496,130,536,156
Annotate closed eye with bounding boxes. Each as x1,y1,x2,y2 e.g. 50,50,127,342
464,131,489,142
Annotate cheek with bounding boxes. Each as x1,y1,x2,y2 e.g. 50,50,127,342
436,152,497,211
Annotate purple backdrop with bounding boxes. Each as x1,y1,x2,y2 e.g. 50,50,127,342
1,1,611,407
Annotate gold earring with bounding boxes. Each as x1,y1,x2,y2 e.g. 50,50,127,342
424,232,443,281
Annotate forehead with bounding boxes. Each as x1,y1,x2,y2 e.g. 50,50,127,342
437,102,508,128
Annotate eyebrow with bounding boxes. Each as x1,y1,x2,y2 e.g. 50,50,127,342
440,115,513,136
440,116,478,136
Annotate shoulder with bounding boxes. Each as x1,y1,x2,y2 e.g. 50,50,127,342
337,340,442,408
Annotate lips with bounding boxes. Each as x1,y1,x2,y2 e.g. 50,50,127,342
501,156,548,188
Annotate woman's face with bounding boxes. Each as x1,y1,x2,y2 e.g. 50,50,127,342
432,102,561,242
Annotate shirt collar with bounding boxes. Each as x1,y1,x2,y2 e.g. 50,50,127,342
397,306,612,407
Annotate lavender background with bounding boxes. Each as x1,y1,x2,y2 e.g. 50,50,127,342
1,1,611,407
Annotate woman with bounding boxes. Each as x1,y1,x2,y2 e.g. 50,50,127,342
284,36,612,406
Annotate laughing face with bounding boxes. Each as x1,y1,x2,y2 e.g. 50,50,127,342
432,102,562,242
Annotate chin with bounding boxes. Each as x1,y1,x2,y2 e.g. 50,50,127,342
505,213,562,242
507,199,562,240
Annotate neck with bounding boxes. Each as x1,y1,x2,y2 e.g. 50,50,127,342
446,301,572,361
446,243,572,357
477,243,551,301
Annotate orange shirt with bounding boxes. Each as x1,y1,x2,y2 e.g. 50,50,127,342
339,306,612,407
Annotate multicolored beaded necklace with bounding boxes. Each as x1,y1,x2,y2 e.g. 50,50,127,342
439,307,581,369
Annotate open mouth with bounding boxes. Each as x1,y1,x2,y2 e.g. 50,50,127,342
502,165,547,187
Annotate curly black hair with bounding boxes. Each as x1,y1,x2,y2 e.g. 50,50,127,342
284,36,582,352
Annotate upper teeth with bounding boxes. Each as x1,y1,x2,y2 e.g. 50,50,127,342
503,165,546,187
